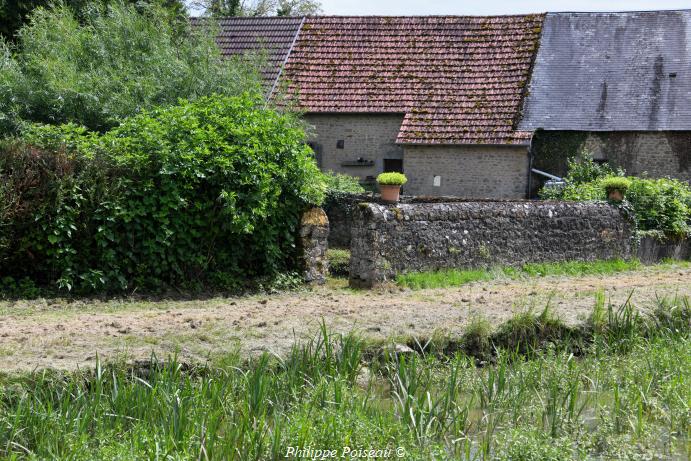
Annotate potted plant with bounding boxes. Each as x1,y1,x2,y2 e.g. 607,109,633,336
602,176,631,202
376,172,407,202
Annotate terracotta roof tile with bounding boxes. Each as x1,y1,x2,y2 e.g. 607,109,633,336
194,17,303,85
282,15,543,145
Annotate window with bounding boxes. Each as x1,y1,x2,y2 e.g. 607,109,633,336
336,140,344,149
383,159,403,173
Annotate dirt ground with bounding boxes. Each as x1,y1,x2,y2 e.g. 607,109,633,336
0,264,689,373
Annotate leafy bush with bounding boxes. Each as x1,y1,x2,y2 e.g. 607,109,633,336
376,172,407,186
0,276,41,299
539,157,691,238
321,171,365,195
626,178,691,239
0,94,323,293
326,249,350,277
0,2,263,135
601,176,631,194
563,153,624,185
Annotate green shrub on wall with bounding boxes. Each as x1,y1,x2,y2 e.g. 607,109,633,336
540,157,691,239
626,178,691,239
321,171,365,196
0,94,324,294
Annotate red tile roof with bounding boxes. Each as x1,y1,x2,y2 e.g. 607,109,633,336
194,17,303,86
282,16,544,145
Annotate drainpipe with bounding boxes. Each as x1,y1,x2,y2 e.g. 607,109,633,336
525,131,536,199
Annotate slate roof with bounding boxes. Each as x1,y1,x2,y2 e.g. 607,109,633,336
198,17,303,85
519,11,691,131
282,16,544,145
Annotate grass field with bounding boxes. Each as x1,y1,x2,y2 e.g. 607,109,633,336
395,259,657,290
1,295,688,460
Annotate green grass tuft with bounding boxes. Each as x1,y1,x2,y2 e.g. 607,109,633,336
397,258,644,290
326,249,350,277
396,268,491,289
520,258,641,277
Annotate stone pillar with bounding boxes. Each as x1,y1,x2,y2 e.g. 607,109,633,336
299,207,329,284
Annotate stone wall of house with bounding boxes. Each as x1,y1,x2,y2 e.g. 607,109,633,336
532,131,691,182
305,114,405,182
584,132,690,181
349,201,634,287
403,145,530,198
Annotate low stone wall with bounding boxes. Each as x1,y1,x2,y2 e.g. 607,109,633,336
637,236,690,264
299,207,329,285
324,193,471,248
323,193,373,248
349,201,634,287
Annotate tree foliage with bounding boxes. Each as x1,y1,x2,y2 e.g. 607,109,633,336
0,94,324,294
0,0,187,42
0,2,264,135
203,0,321,17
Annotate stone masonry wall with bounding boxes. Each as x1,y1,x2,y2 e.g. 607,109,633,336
299,207,329,285
534,131,691,182
322,193,374,248
350,201,634,287
583,132,690,182
305,114,405,181
404,145,529,198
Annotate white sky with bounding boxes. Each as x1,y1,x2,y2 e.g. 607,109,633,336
318,0,690,15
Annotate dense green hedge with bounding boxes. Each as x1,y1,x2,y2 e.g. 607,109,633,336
0,2,262,135
540,157,691,239
0,94,324,294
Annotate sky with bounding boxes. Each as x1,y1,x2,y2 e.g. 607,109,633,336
317,0,691,15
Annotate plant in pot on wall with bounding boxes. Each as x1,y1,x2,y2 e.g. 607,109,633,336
377,172,407,202
602,176,631,202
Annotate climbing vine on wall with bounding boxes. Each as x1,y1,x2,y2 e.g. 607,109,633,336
531,130,588,177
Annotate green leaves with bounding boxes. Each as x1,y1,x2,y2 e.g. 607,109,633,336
0,2,264,135
540,156,691,239
0,94,322,294
376,172,408,186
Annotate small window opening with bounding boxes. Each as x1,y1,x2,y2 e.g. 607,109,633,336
383,159,403,173
336,140,344,149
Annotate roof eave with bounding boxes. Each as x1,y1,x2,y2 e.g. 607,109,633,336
397,141,531,148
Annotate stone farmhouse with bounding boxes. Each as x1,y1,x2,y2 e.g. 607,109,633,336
211,10,691,198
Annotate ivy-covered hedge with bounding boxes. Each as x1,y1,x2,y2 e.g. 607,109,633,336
0,94,324,294
540,157,691,239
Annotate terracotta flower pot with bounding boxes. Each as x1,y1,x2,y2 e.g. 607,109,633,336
607,189,624,202
379,184,401,202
